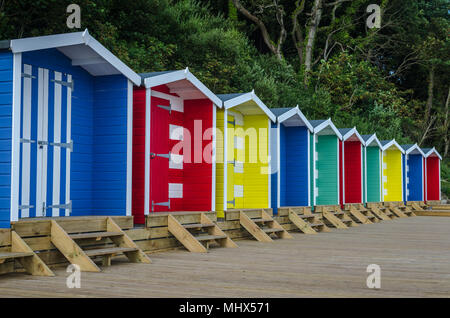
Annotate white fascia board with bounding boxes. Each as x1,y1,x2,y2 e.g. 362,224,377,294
343,127,365,145
278,105,313,132
143,68,222,107
224,91,276,122
365,134,382,148
382,139,405,153
405,143,425,156
185,71,222,107
314,119,342,139
10,29,141,86
424,147,442,160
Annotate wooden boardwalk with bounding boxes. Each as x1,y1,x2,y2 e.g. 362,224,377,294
0,216,449,297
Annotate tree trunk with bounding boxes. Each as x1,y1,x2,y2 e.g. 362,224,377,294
424,66,435,125
291,0,306,67
304,0,323,85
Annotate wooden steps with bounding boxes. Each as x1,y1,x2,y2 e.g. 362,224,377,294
315,206,357,229
0,231,54,276
167,213,237,252
50,217,151,272
361,204,391,221
344,204,380,224
234,209,292,242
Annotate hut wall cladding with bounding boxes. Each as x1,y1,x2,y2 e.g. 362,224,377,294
215,109,225,214
383,149,403,202
365,147,381,202
0,52,13,228
426,156,440,200
406,154,423,201
344,141,362,204
315,135,339,205
20,49,129,218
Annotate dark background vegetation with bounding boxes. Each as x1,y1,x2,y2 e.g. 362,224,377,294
1,0,448,196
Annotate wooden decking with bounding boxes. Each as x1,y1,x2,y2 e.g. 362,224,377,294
0,216,449,297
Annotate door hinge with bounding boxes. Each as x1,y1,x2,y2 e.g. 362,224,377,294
151,151,170,159
21,73,36,79
47,201,72,212
227,198,235,207
20,138,36,144
152,199,170,212
156,104,172,114
227,159,236,166
37,140,73,151
51,79,74,90
19,205,35,210
227,119,235,127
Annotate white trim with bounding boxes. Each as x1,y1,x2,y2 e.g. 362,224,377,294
381,139,405,153
342,140,345,204
21,64,32,218
307,130,311,206
402,143,425,156
337,137,340,204
10,53,22,223
277,105,313,132
144,88,151,215
423,147,442,160
364,133,382,148
126,80,133,216
143,68,222,107
341,127,365,145
211,104,216,211
401,152,404,202
222,91,276,122
151,90,183,109
223,109,228,211
268,119,271,209
10,30,141,85
52,71,62,217
313,118,342,139
35,68,44,217
65,74,72,216
277,122,281,208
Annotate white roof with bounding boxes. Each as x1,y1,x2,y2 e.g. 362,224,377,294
142,68,222,107
404,144,425,156
277,105,313,132
314,119,342,139
221,91,276,122
342,127,365,145
381,139,405,153
9,29,141,85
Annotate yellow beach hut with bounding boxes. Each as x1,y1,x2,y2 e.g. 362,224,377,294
380,139,405,202
215,91,276,218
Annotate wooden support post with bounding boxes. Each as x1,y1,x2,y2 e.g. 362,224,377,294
106,217,152,263
50,220,101,272
288,209,317,234
239,211,273,242
411,202,424,212
167,215,208,253
11,231,54,276
390,207,408,218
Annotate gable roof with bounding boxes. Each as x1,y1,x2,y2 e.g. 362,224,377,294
311,119,342,139
217,90,276,122
6,29,141,85
141,68,222,106
422,147,442,160
273,106,313,132
338,127,365,144
401,144,425,156
381,139,405,153
362,134,382,148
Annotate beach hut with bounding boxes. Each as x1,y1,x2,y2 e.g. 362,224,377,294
270,106,313,214
421,147,442,202
381,140,405,202
309,119,342,206
215,91,276,218
338,128,365,205
0,30,141,228
400,144,425,202
132,68,222,223
361,134,382,203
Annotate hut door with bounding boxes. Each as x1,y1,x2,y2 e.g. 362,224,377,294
19,66,73,218
150,97,171,212
226,114,236,208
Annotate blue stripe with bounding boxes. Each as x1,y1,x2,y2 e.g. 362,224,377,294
46,71,54,217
